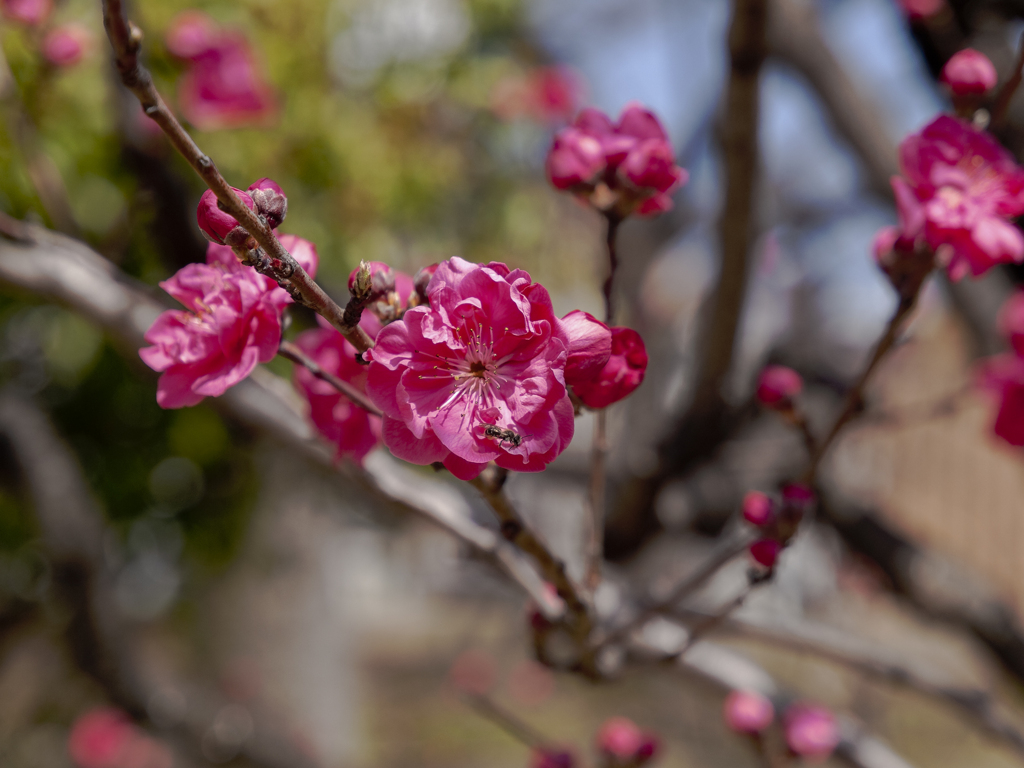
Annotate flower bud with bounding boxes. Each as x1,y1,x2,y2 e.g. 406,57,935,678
755,365,802,409
749,539,781,569
742,491,775,527
723,690,774,734
784,704,839,760
941,49,997,96
1,0,51,26
596,717,660,766
196,188,256,246
572,327,648,409
42,24,89,67
546,127,605,190
247,178,287,228
165,10,216,60
412,263,439,305
561,310,612,388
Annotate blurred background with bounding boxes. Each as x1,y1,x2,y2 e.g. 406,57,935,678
4,0,1024,766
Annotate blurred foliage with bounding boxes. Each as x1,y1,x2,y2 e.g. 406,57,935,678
0,0,603,598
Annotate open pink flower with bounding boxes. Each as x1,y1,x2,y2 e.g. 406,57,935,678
366,257,575,479
978,354,1024,447
546,102,687,217
941,49,998,96
178,32,275,130
571,326,647,409
896,115,1024,279
141,236,317,409
293,316,382,464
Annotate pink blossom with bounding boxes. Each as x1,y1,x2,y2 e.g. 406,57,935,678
998,292,1024,355
491,66,582,124
68,708,134,768
723,690,774,734
896,115,1024,279
596,717,659,765
750,539,781,568
978,354,1024,446
166,11,218,60
742,491,775,527
561,310,612,387
755,365,802,408
196,187,256,245
0,0,50,25
784,704,840,761
366,257,575,479
293,316,382,464
941,49,998,96
531,749,576,768
178,33,275,130
141,236,317,409
42,24,90,67
546,102,687,217
572,327,647,409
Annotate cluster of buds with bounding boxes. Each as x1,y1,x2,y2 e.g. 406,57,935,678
347,261,417,323
595,717,660,768
741,484,814,570
196,178,288,248
546,103,687,219
724,692,839,761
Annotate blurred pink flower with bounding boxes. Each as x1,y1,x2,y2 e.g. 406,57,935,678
531,748,576,768
448,648,498,696
293,316,382,464
898,0,946,20
1,0,51,25
941,49,998,96
571,326,647,409
755,365,802,408
749,539,781,568
723,690,774,734
141,236,317,409
742,491,775,527
176,31,275,130
784,704,840,761
165,10,217,60
896,115,1024,279
546,102,687,217
491,66,582,124
596,717,659,765
978,353,1024,447
42,24,90,67
367,257,575,479
68,709,134,768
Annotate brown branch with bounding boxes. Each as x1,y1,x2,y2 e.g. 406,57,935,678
278,340,382,417
0,215,563,623
992,31,1024,128
583,408,608,592
99,0,373,353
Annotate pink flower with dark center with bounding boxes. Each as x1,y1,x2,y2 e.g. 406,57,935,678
784,704,840,761
546,102,687,217
42,24,90,67
571,326,647,409
941,49,998,96
896,115,1024,279
978,354,1024,447
998,292,1024,355
293,316,382,464
68,708,134,768
756,365,802,408
141,236,317,409
366,257,576,480
1,0,51,25
723,690,774,734
166,11,217,60
750,539,781,568
531,749,576,768
196,187,256,245
742,491,775,527
178,33,275,130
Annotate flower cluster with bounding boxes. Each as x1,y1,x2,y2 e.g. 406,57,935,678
741,484,814,570
546,103,687,218
165,11,275,130
885,115,1024,280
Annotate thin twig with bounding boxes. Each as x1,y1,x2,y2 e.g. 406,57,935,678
584,408,608,592
601,214,621,323
99,0,373,353
278,341,382,417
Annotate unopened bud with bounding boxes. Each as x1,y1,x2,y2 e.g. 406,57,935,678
755,365,802,410
413,263,439,304
749,539,781,569
196,188,255,246
742,491,775,527
349,261,374,299
940,49,997,97
724,690,774,734
247,178,287,228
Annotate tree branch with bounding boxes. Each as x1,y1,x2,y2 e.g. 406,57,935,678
278,341,382,417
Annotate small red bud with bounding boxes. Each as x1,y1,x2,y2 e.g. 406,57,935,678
749,539,781,569
742,491,775,527
755,365,802,409
196,188,255,245
940,49,997,96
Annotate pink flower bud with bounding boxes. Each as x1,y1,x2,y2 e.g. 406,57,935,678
68,708,134,768
941,49,997,96
0,0,51,25
42,24,90,67
448,648,497,696
413,263,439,304
561,310,612,388
247,178,287,228
742,491,774,527
784,704,840,761
749,539,781,568
165,10,217,60
596,717,659,765
546,127,606,190
781,483,815,523
723,690,774,734
619,138,687,197
532,749,576,768
196,187,255,245
572,327,648,409
755,365,802,408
